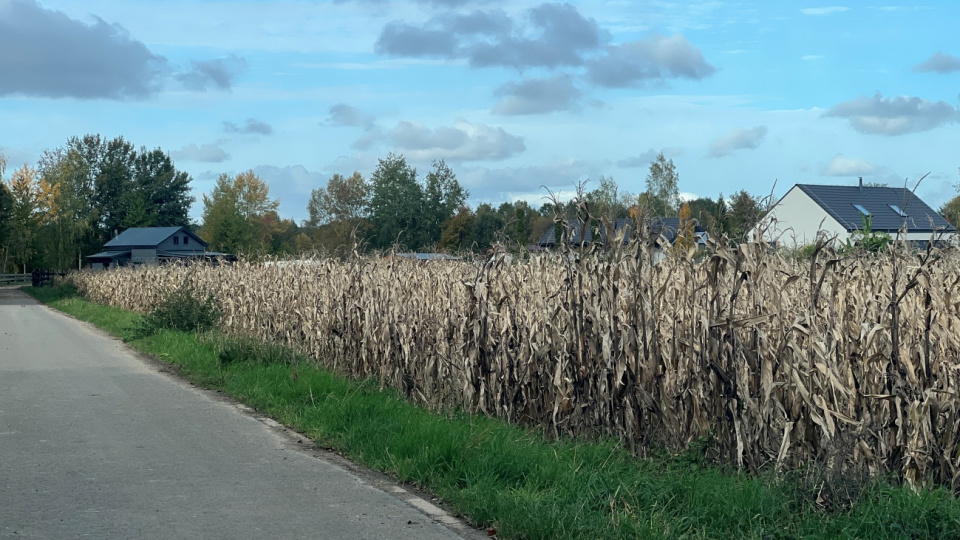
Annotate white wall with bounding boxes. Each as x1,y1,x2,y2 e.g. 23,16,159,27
755,187,847,246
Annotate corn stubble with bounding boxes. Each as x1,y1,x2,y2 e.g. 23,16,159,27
71,232,960,490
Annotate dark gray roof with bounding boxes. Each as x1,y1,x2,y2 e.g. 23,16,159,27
103,227,207,249
795,184,955,233
538,218,705,246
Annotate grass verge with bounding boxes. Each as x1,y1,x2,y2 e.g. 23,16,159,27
24,284,960,539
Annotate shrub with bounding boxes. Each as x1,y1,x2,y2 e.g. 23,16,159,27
134,280,221,338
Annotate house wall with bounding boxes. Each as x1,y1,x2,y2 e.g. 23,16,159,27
131,249,158,265
757,187,848,246
156,232,205,253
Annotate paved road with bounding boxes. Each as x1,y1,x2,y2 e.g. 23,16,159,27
0,288,480,539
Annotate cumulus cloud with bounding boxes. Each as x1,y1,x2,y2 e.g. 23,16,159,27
616,147,684,168
586,34,715,88
325,104,375,128
708,126,767,158
458,159,596,198
820,154,877,176
388,119,525,162
913,52,960,73
801,6,850,15
171,143,230,163
823,93,959,135
223,118,273,135
175,55,246,91
0,0,166,98
375,4,606,69
492,75,581,115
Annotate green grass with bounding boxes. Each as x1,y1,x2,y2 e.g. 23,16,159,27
24,284,960,539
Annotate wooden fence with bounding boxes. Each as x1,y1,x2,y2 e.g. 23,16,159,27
0,273,31,285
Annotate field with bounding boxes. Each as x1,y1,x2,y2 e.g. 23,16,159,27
70,234,960,491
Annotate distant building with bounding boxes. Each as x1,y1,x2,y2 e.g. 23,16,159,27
86,227,235,269
755,182,956,247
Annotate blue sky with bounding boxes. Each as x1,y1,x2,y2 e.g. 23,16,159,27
1,0,958,223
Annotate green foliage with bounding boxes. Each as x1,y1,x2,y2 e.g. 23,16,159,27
200,170,279,256
846,215,892,253
726,189,765,242
941,193,960,228
366,155,467,251
134,281,222,338
643,152,680,217
367,154,423,249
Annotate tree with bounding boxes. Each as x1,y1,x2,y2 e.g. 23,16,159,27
942,195,960,228
306,172,372,253
726,190,764,242
201,170,279,256
685,197,721,236
422,160,467,247
642,153,680,217
0,155,13,271
5,165,41,272
439,206,475,251
367,154,423,250
307,172,370,227
470,203,504,251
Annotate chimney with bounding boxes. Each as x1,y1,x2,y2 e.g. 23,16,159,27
858,177,863,190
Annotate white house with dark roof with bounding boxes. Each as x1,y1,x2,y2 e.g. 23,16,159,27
756,182,956,247
86,227,234,269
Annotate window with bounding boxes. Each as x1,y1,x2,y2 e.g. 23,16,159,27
183,236,189,245
852,204,870,216
173,236,179,245
889,204,906,217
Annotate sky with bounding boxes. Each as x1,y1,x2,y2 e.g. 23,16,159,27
1,0,959,223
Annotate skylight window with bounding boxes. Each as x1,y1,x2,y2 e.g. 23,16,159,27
889,204,907,217
852,204,870,216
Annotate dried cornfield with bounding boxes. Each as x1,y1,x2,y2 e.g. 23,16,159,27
70,235,960,490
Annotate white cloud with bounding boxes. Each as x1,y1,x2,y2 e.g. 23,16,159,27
913,52,960,74
171,143,230,163
824,93,959,135
708,126,767,157
801,7,850,16
389,119,525,162
820,154,878,177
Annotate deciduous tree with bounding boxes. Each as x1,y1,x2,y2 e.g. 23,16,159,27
201,170,279,256
367,154,423,250
642,153,680,217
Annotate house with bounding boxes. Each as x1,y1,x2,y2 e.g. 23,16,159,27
537,217,708,249
86,226,235,269
756,181,957,247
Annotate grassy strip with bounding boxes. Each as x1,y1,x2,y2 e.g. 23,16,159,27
25,285,960,539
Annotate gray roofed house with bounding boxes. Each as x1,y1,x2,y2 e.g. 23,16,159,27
86,226,235,269
756,181,956,247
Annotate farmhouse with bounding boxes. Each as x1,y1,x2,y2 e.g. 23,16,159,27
756,181,956,247
537,217,708,249
86,226,235,269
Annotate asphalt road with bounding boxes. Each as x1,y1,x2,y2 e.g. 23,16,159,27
0,288,481,539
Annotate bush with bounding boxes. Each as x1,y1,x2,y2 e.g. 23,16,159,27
134,281,221,338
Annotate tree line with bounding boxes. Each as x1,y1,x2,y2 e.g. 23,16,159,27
7,134,955,272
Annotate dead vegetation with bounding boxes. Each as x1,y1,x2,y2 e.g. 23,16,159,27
70,223,960,491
